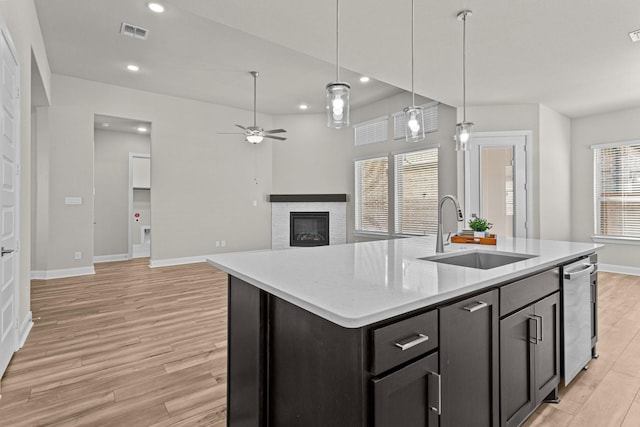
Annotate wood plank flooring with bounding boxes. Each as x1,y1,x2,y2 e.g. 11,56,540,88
0,261,639,426
0,258,228,426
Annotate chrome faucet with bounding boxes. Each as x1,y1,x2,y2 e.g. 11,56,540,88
436,195,464,253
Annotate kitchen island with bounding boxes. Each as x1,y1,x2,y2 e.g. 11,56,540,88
207,236,602,427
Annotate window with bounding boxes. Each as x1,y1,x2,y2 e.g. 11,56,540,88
354,116,388,146
394,149,439,235
355,156,389,233
594,142,640,239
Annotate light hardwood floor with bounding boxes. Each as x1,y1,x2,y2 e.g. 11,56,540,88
0,261,639,426
0,258,228,426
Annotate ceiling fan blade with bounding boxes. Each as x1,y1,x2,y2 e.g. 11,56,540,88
235,124,247,130
264,129,287,134
263,135,287,141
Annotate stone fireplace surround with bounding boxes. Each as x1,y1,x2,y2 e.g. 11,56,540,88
270,194,347,250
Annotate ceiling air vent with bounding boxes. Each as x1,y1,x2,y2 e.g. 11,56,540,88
120,22,149,40
629,29,640,43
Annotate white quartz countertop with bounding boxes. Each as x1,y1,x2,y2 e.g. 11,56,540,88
206,236,602,328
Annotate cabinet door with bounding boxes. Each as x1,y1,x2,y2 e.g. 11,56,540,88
440,289,499,427
500,304,535,427
534,292,561,404
373,352,440,427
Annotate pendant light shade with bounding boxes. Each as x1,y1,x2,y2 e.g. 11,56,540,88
455,10,473,151
326,0,350,128
403,0,425,142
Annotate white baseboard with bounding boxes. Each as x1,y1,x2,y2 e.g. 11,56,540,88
93,253,129,263
149,255,207,268
599,264,640,276
30,266,96,280
132,244,150,258
18,311,33,349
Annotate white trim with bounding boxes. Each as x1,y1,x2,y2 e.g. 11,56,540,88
30,266,96,280
592,235,640,246
599,264,640,276
590,139,640,149
17,311,32,349
149,255,207,268
132,244,150,258
93,253,129,263
391,143,441,156
353,115,389,127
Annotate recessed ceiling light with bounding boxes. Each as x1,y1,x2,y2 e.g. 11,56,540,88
101,123,110,127
137,126,148,132
127,64,140,72
299,104,308,110
147,2,165,13
359,76,370,83
630,29,640,42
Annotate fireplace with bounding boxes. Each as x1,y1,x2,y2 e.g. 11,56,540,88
290,212,330,247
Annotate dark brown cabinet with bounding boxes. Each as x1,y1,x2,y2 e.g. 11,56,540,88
439,289,500,427
373,352,440,427
500,292,560,427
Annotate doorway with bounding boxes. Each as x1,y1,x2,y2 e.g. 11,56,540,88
93,115,151,263
465,131,530,238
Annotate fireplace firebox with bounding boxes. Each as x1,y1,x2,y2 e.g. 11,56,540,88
290,212,330,247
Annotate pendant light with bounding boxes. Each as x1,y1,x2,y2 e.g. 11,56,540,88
403,0,425,142
326,0,350,128
455,10,473,151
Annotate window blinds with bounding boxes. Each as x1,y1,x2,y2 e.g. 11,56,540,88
594,143,640,238
355,156,389,233
394,148,439,235
354,117,388,146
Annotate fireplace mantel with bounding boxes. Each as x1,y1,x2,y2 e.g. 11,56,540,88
269,194,348,203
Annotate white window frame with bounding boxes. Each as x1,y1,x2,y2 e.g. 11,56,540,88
592,140,640,245
354,155,390,236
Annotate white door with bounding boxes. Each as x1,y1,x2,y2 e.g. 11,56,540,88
465,132,529,238
0,25,20,379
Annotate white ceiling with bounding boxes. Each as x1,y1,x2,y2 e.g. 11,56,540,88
94,114,151,134
35,0,640,118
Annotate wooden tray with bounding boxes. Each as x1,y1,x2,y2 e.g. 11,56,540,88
451,234,497,245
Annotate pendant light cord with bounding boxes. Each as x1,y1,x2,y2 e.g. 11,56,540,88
411,0,415,107
336,0,340,82
462,12,467,122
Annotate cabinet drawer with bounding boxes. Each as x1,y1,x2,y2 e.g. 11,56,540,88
500,268,559,317
372,310,438,375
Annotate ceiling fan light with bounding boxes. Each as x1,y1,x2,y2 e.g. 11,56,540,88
403,106,425,142
326,82,350,128
246,134,264,144
455,121,473,151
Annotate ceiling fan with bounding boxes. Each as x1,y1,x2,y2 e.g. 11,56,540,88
218,71,287,144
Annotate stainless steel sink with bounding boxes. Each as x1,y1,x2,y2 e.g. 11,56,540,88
419,250,537,270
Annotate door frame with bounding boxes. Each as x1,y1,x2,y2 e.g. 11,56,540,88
464,131,533,238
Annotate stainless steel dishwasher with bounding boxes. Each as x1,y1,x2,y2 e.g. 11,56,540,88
562,258,595,385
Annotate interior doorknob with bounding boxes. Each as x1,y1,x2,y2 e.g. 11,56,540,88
1,247,15,257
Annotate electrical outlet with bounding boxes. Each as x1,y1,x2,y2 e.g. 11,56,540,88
215,241,220,247
221,240,226,247
74,251,82,260
252,200,258,207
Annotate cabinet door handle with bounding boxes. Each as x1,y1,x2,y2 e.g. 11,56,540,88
528,317,538,344
463,301,488,313
535,314,543,343
394,333,429,351
426,371,441,415
530,315,543,344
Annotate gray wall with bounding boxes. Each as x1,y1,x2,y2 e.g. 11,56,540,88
93,129,150,257
571,106,640,268
36,74,274,271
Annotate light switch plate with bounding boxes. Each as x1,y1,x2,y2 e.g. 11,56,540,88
65,196,82,205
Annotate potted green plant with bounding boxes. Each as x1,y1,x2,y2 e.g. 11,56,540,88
468,217,492,238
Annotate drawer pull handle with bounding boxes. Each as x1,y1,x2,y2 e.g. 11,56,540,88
463,301,488,313
427,371,441,415
394,333,429,351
